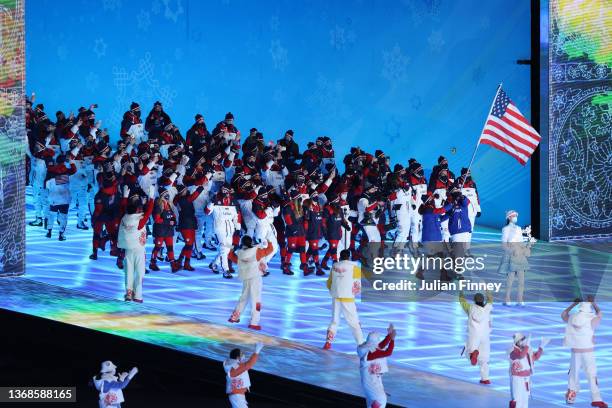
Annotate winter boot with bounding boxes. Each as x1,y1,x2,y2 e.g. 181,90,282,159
58,232,66,241
149,260,160,271
170,260,181,273
209,262,219,274
45,229,52,238
315,263,325,276
301,263,312,276
29,217,43,227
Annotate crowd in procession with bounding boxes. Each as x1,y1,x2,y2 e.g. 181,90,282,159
25,97,606,408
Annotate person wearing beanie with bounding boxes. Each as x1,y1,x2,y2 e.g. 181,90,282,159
227,236,274,330
388,173,412,255
149,186,180,273
459,289,493,385
90,174,121,261
428,167,454,242
205,184,242,279
357,324,396,408
144,101,171,139
117,185,155,302
120,102,144,143
277,129,300,170
508,332,549,408
92,361,138,408
212,112,239,137
223,342,264,408
562,297,607,407
185,114,210,155
407,160,428,253
174,183,206,272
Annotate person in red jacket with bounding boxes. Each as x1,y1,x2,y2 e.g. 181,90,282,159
90,174,121,261
281,189,306,275
357,324,396,408
302,195,325,276
321,195,351,269
150,188,180,273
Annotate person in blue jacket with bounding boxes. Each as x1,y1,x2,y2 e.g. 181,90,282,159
416,192,451,281
446,187,472,243
92,361,138,408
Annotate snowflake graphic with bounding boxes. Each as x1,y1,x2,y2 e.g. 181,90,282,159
111,53,178,130
163,0,184,23
381,44,409,85
411,95,422,110
307,74,350,122
103,0,121,12
270,15,280,31
384,116,401,143
428,30,445,52
174,48,183,61
137,9,151,31
56,44,67,61
269,40,289,72
94,38,107,58
329,25,356,51
161,62,173,78
85,72,100,92
272,88,287,105
151,0,162,14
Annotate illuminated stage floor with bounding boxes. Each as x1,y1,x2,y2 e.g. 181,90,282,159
16,189,612,407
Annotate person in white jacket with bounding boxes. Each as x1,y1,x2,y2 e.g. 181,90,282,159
206,184,241,279
92,361,138,408
227,236,273,330
389,184,412,254
45,169,73,241
562,297,607,407
508,333,549,408
117,185,155,303
324,250,363,350
460,290,493,384
357,324,396,408
223,342,264,408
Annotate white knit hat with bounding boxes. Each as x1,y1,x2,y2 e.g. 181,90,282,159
100,361,116,374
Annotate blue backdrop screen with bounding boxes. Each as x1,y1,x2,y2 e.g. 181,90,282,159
25,0,532,229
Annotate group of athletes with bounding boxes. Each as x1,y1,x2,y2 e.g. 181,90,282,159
26,98,605,408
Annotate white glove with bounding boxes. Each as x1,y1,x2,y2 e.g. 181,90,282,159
539,337,550,349
129,367,139,378
123,185,130,198
148,185,156,199
180,155,190,166
254,342,264,354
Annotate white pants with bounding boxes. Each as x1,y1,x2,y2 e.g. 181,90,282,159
467,202,477,245
233,276,262,326
362,225,381,265
393,222,410,250
48,205,68,233
467,335,490,380
440,219,450,242
505,269,525,303
568,351,601,402
70,173,89,224
228,393,248,408
124,247,146,300
409,211,422,243
510,375,530,408
213,221,235,271
362,373,386,408
327,299,363,344
338,225,351,256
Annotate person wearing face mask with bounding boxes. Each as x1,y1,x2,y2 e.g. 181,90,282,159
321,195,351,269
67,138,89,229
45,171,72,241
144,101,172,139
358,184,384,267
562,297,607,407
459,289,493,385
117,185,155,302
508,333,549,408
499,210,534,306
149,188,180,273
223,342,264,408
388,173,412,255
458,167,481,243
90,173,120,261
206,184,242,279
429,167,454,242
92,361,138,408
212,111,239,137
302,194,325,276
186,114,210,154
357,324,396,408
174,184,206,272
28,124,57,228
277,129,301,170
335,183,353,257
281,188,306,275
407,159,428,252
120,102,144,144
445,187,472,252
227,236,274,330
252,186,280,276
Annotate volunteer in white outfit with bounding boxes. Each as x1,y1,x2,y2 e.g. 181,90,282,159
227,236,273,330
357,324,396,408
117,185,155,303
323,250,364,350
224,342,264,408
508,333,549,408
92,361,138,408
562,297,607,407
499,210,535,306
459,290,493,384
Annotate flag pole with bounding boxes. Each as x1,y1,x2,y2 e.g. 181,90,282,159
461,83,503,186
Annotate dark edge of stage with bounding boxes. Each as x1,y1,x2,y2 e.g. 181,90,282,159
0,307,402,408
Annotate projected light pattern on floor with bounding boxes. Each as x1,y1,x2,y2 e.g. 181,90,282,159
21,189,612,407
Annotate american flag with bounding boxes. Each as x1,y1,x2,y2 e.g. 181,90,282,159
479,88,541,165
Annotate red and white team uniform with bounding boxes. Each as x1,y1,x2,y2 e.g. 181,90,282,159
508,333,547,408
408,170,427,244
206,189,241,277
388,186,412,251
253,196,280,271
223,345,263,408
